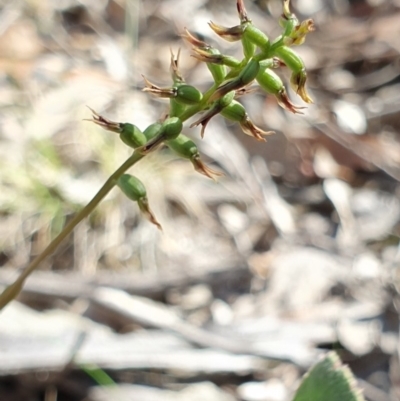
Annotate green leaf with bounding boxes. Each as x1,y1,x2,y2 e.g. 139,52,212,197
293,352,365,401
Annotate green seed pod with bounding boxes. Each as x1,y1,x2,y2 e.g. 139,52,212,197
162,116,183,140
257,68,305,113
175,85,203,105
273,46,304,73
243,24,270,51
219,90,236,109
117,174,162,230
117,174,146,202
256,68,283,95
241,28,256,60
143,122,163,141
205,47,227,84
220,100,246,122
119,123,147,148
167,134,197,160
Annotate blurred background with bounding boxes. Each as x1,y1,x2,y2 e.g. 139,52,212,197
0,0,400,400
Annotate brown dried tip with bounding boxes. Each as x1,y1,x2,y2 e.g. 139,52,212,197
283,0,292,19
240,116,275,141
192,155,224,181
191,47,223,64
190,106,221,138
208,21,244,42
142,75,175,98
136,134,166,155
138,198,163,231
85,106,121,133
275,88,306,114
234,86,258,98
170,48,184,83
237,0,250,23
209,79,240,103
181,27,209,49
285,19,315,46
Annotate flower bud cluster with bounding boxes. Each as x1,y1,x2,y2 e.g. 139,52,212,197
87,0,314,229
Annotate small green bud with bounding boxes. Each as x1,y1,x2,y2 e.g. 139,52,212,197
119,124,147,148
118,174,146,202
220,99,246,122
175,85,203,105
162,117,183,140
143,122,163,141
117,174,162,230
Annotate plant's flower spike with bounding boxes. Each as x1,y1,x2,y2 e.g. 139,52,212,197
273,46,313,103
209,58,260,102
237,0,250,23
137,198,163,231
170,48,184,84
142,75,176,98
85,107,121,133
167,134,223,181
181,27,209,49
284,19,315,46
208,21,244,42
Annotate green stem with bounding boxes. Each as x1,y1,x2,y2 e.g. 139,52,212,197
0,151,144,310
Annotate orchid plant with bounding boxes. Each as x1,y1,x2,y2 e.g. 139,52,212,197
0,0,314,309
